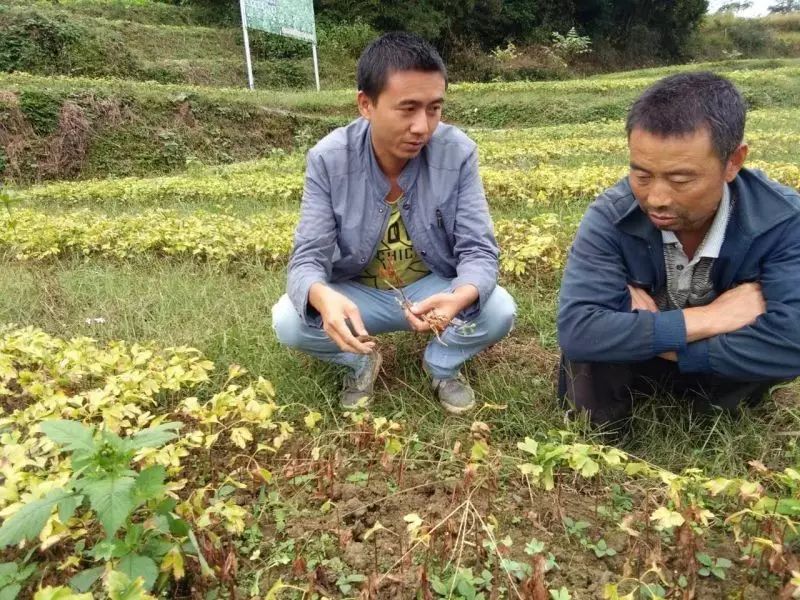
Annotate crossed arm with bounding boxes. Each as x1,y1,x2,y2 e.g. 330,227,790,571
628,282,766,361
558,204,800,380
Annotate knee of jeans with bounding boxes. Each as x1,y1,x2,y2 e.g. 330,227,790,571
271,296,303,348
487,286,516,338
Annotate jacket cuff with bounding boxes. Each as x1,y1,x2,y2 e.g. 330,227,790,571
292,277,325,329
678,339,712,374
652,310,687,354
451,276,495,315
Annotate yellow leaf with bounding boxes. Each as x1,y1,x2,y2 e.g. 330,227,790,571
470,440,489,462
519,463,543,477
618,514,640,538
603,583,636,600
304,411,323,430
227,364,247,381
703,478,734,496
230,427,252,449
739,481,764,502
650,506,684,531
363,520,386,540
404,513,423,532
265,579,288,600
160,546,185,580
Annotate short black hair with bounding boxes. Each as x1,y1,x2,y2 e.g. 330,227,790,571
626,72,746,163
357,32,447,101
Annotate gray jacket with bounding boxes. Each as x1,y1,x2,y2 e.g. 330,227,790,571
287,117,499,327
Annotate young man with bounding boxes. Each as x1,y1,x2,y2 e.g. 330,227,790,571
557,72,800,428
272,32,515,413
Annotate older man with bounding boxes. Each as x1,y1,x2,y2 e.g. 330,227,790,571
557,72,800,428
272,32,515,413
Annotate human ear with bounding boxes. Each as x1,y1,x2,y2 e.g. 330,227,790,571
357,90,372,121
724,143,748,182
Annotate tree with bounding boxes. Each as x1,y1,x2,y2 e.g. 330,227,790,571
573,0,709,60
716,1,753,13
769,0,800,12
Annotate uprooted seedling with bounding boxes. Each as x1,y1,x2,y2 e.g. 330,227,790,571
379,255,450,344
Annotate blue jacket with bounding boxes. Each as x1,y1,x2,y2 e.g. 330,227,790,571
287,117,499,327
558,168,800,381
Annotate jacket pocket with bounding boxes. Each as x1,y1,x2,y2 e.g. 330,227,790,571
431,203,456,246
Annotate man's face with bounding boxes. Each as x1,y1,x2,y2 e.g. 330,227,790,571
628,126,747,233
357,69,446,174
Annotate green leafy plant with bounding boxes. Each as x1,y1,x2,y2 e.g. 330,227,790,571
590,538,617,558
563,517,590,539
335,572,367,595
639,582,668,599
525,537,559,572
430,567,490,600
551,27,592,62
490,42,520,65
0,560,37,600
0,185,18,218
695,552,733,580
0,419,189,592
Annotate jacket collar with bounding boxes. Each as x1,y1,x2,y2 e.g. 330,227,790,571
363,120,422,201
615,178,661,244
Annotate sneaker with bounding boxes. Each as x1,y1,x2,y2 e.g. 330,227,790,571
431,372,476,414
340,351,382,410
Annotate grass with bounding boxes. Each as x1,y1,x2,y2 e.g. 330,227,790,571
0,256,797,479
3,0,225,27
0,2,364,90
1,68,796,478
3,60,800,185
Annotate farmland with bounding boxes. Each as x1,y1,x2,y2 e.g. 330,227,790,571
1,16,800,600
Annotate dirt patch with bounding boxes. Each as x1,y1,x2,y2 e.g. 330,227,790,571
0,91,34,181
40,101,92,179
476,333,559,376
234,457,781,599
175,99,197,128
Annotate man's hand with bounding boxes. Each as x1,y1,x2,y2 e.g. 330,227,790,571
628,285,658,312
309,283,375,354
684,282,766,343
407,285,479,332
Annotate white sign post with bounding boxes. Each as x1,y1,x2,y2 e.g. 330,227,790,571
240,0,320,91
312,43,320,92
239,0,255,90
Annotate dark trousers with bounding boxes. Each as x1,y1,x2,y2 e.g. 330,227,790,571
558,356,777,427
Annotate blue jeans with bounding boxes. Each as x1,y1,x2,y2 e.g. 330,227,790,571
272,274,516,380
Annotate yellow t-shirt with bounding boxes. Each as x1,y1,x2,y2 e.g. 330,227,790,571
358,198,430,289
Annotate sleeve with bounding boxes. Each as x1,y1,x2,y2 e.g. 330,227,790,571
286,151,338,327
449,147,500,309
557,202,688,363
678,214,800,380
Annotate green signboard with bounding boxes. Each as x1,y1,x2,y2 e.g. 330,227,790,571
243,0,317,44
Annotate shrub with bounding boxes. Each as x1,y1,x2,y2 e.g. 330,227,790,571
0,8,80,73
18,89,64,136
0,7,143,78
317,20,379,60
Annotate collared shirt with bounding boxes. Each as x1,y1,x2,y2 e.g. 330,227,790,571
661,184,731,302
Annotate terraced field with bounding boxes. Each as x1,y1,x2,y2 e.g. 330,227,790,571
1,44,800,600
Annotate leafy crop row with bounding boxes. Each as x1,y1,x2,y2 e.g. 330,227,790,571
0,209,574,276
